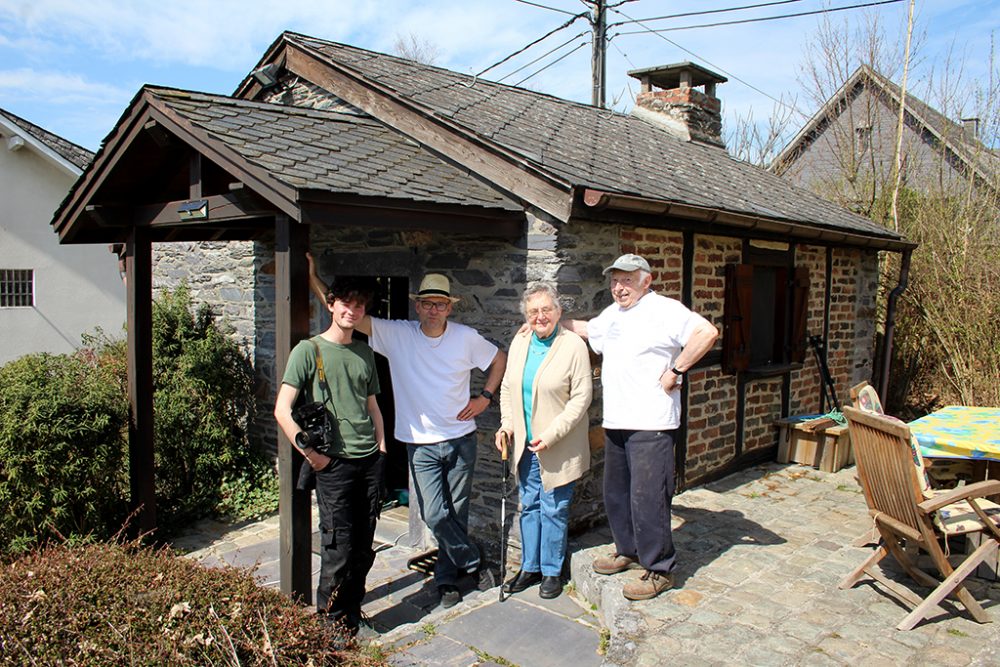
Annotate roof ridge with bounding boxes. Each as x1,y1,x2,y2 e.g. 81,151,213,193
144,85,377,125
0,105,94,168
284,32,632,119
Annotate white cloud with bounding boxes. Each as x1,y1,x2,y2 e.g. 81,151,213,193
0,67,131,104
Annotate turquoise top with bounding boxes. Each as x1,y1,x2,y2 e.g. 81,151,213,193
521,327,558,443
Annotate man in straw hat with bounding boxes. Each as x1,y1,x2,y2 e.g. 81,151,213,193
564,253,718,601
308,260,506,609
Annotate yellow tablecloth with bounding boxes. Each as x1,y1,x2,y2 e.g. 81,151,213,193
908,406,1000,461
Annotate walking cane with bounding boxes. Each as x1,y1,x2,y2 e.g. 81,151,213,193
499,431,510,602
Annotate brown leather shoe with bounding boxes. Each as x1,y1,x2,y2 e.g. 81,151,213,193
622,571,674,600
592,552,642,575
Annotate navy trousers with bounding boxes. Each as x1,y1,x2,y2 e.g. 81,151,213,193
603,429,677,574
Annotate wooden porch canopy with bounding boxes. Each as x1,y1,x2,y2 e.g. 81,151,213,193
51,86,524,601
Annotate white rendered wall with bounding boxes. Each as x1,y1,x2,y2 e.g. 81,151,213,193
0,141,125,365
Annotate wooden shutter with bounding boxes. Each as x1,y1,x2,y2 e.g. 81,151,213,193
723,264,753,372
790,266,810,363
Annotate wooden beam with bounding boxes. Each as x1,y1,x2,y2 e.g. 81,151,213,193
274,215,312,602
125,225,156,536
299,200,523,239
284,43,573,222
189,152,202,200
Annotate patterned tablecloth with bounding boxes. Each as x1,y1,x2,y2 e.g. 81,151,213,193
908,406,1000,461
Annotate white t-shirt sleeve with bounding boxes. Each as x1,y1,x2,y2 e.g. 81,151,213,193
369,317,405,357
587,307,614,354
466,328,499,371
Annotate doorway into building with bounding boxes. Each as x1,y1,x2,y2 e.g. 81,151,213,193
351,275,410,508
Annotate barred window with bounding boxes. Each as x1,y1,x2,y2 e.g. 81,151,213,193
1,269,34,307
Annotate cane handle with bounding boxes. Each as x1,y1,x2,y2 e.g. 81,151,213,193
500,431,509,461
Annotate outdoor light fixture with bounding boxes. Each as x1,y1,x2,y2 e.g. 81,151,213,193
251,63,280,89
177,199,209,221
7,135,25,151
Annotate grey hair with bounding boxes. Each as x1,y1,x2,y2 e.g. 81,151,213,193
519,281,563,319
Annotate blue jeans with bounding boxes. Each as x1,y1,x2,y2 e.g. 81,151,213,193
407,433,480,585
603,429,677,574
518,450,575,577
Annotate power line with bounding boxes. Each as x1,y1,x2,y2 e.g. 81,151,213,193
609,0,807,28
477,11,589,77
610,6,808,118
497,31,591,83
511,0,582,17
515,40,591,87
614,0,905,36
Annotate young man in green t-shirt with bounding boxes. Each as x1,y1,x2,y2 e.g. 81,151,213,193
274,276,385,636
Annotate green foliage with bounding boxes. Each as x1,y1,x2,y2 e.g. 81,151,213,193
0,284,267,552
144,284,260,531
0,351,129,553
0,540,384,666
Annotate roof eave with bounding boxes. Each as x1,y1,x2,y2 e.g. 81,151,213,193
581,188,916,252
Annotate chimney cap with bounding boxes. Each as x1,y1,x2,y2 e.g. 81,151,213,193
627,62,727,90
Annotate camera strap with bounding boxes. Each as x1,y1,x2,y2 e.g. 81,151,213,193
308,339,339,421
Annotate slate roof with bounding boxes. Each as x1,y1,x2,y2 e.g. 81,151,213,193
148,87,519,211
774,65,999,186
0,106,93,170
281,33,903,243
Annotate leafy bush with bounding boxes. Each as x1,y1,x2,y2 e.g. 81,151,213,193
0,540,382,666
0,351,129,554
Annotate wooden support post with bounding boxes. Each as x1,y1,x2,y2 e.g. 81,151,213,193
125,225,156,535
274,214,312,602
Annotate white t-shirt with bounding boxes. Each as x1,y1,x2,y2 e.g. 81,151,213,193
588,292,706,430
370,318,499,444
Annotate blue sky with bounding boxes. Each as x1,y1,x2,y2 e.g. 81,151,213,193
0,0,995,152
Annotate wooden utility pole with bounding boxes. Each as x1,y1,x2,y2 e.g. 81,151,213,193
590,0,607,107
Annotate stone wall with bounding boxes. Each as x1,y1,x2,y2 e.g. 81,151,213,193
789,244,828,415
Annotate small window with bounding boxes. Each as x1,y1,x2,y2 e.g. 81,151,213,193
722,263,808,373
1,269,35,307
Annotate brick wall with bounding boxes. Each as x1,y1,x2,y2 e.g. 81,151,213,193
789,244,827,415
620,227,683,299
742,377,785,453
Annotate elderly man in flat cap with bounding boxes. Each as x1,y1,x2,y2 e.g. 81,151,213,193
308,262,506,609
564,253,718,600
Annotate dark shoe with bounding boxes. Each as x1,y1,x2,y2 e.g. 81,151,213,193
475,565,497,591
438,584,461,608
539,575,563,599
502,569,542,594
622,570,674,600
592,552,642,575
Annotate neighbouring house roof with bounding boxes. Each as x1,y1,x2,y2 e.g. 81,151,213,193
0,106,93,172
231,32,909,248
772,65,999,189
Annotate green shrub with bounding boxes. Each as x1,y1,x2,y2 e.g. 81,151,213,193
141,284,261,531
0,540,382,666
0,351,129,553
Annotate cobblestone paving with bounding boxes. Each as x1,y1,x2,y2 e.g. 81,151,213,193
572,463,1000,667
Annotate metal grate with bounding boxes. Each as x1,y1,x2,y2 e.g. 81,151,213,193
0,269,34,307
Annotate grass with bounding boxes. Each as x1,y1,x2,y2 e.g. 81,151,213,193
597,628,611,656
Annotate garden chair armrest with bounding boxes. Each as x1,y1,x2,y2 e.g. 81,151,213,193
917,479,1000,514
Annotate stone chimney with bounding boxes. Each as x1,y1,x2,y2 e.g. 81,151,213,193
628,62,727,148
960,117,980,141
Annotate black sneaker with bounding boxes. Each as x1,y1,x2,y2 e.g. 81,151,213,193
438,584,461,608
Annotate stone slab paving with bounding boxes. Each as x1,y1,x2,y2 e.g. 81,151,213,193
173,462,1000,666
572,463,1000,667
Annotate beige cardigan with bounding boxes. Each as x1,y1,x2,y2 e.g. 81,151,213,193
499,327,593,491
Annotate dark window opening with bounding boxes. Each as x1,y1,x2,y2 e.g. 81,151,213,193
723,261,808,373
1,269,34,308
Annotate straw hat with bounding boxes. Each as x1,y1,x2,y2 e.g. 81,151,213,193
409,274,460,303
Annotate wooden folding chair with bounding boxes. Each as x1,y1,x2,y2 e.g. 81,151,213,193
840,406,1000,630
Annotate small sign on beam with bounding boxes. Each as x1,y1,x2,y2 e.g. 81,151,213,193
177,199,209,221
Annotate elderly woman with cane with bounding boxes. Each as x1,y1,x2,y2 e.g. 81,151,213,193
494,282,592,599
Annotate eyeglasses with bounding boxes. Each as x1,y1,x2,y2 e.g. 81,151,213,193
418,300,450,312
526,306,557,319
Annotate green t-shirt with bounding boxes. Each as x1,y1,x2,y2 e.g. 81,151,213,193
281,336,380,458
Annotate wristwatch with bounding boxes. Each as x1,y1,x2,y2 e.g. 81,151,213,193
480,389,495,402
670,366,686,377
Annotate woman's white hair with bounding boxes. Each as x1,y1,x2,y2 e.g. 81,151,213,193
519,281,563,319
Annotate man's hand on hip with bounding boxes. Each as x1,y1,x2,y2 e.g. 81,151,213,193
457,395,491,421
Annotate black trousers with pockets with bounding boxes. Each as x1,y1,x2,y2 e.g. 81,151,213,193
314,451,382,629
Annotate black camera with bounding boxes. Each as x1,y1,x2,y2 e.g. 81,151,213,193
292,401,333,455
